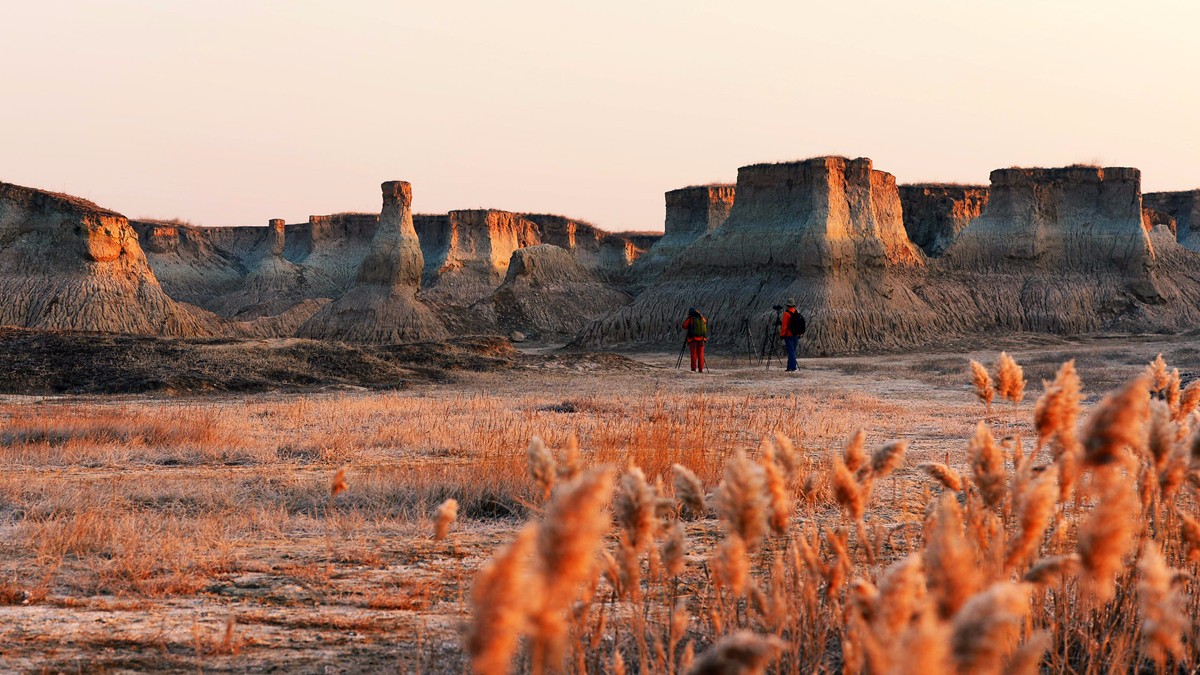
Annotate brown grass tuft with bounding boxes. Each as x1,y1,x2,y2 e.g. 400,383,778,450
434,498,458,541
330,467,347,497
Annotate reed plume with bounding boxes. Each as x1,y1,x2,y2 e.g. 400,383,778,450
994,352,1025,404
686,630,785,675
330,467,347,497
843,430,867,473
663,520,686,577
1166,368,1182,414
865,440,907,481
434,498,458,541
772,432,800,479
1004,467,1058,571
467,525,537,675
891,607,953,675
614,466,657,551
1081,375,1149,468
1022,553,1081,584
1077,468,1137,604
1147,400,1174,471
531,467,615,669
1004,632,1050,675
1178,379,1200,421
527,436,557,501
759,442,791,536
918,463,963,492
1147,353,1169,392
1178,510,1200,564
715,450,768,550
925,494,979,619
713,534,749,597
557,434,581,482
1138,542,1186,663
969,360,995,409
672,463,707,519
949,582,1032,675
874,553,926,640
1033,360,1082,450
832,456,865,523
969,422,1006,512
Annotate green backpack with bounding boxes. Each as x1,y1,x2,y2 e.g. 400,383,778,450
689,315,708,339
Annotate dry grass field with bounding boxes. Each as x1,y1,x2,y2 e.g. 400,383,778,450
1,334,1198,673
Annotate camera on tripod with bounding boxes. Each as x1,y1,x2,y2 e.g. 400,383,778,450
771,305,784,326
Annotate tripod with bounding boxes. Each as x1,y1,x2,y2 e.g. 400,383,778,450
758,309,785,370
740,318,755,366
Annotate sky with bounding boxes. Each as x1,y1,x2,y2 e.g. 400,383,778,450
2,0,1198,232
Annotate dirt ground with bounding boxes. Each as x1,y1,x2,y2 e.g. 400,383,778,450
0,331,1195,673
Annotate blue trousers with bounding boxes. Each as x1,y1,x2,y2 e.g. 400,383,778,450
784,336,799,371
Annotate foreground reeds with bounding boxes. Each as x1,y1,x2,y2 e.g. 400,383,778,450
465,353,1200,674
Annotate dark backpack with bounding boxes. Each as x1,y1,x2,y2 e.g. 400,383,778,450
689,315,708,338
788,311,806,335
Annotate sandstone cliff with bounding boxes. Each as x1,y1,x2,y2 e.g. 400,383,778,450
629,185,735,285
1144,190,1200,250
133,217,339,324
521,213,652,279
898,184,988,256
297,182,446,343
489,244,632,339
414,210,541,306
0,182,213,336
578,157,937,354
928,166,1200,334
1142,206,1176,237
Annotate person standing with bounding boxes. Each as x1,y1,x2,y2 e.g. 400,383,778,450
682,307,708,372
779,299,805,372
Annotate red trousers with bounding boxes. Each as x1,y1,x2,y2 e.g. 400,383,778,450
689,340,706,372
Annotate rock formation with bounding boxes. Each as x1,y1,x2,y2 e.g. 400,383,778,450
579,157,938,354
0,182,213,335
489,244,631,339
521,213,654,278
414,210,541,305
898,184,989,256
297,181,446,343
629,184,735,284
1142,206,1176,237
1144,190,1200,250
930,166,1200,334
284,213,379,291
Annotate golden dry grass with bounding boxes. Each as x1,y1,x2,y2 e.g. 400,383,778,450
0,338,1197,671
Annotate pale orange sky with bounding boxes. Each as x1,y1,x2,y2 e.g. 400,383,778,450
2,1,1198,232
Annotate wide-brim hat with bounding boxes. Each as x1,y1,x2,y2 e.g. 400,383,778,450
786,298,797,307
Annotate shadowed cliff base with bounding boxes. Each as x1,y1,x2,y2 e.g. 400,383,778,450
0,329,521,395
